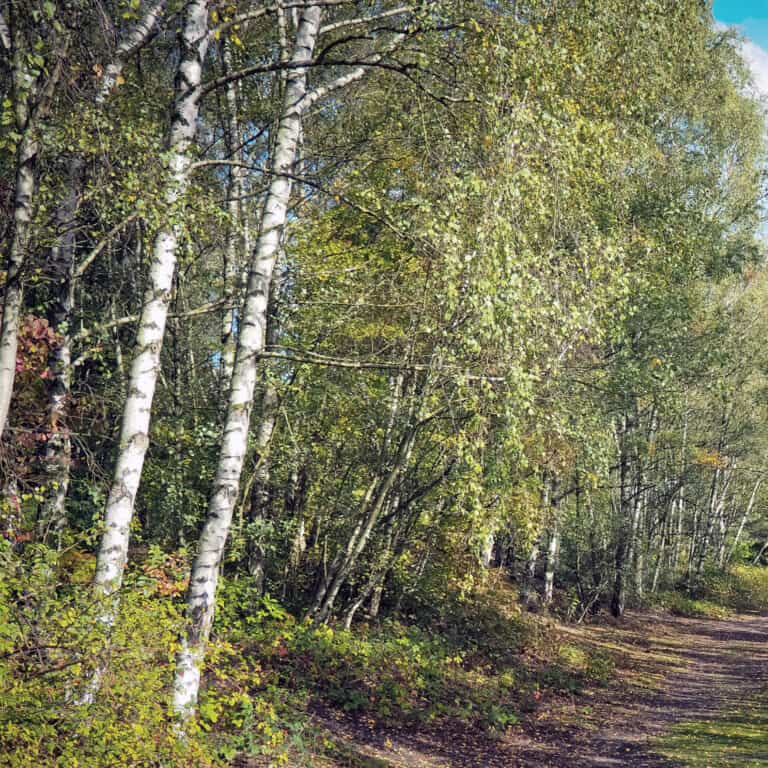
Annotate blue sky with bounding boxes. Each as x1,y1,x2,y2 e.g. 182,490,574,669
714,1,768,47
714,0,768,96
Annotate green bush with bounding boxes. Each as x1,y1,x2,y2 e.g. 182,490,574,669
0,540,217,767
658,590,732,619
696,565,768,613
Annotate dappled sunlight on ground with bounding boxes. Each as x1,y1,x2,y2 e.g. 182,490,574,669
314,612,768,768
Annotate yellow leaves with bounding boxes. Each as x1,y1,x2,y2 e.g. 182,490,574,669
692,448,729,469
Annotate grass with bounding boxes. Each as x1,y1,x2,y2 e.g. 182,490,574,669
657,590,733,620
655,690,768,767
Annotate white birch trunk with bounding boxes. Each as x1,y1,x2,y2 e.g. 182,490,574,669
728,478,761,564
173,5,323,722
544,509,560,606
97,0,167,103
91,0,209,612
0,35,41,436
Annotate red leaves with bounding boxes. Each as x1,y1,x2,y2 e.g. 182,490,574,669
141,551,190,597
14,315,60,379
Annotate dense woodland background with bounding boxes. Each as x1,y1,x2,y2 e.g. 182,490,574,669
2,0,768,764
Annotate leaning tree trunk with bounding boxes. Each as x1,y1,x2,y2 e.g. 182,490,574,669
91,0,209,615
728,478,762,565
39,4,166,542
173,4,323,723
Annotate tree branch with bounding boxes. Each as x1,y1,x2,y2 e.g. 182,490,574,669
258,345,504,381
74,215,140,278
318,6,413,36
210,0,356,39
200,39,412,98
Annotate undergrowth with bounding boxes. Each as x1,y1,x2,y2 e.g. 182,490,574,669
654,565,768,619
0,544,621,767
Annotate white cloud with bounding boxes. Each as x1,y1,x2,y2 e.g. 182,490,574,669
740,38,768,100
714,20,768,100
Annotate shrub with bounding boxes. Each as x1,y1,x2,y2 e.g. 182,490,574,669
696,565,768,613
0,540,217,767
658,590,732,620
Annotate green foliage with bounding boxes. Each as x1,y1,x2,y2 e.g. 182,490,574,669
658,591,733,620
4,0,768,755
697,566,768,614
0,540,216,767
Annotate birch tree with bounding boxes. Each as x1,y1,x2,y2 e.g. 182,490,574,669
0,3,66,435
173,3,324,721
174,1,416,718
39,1,168,539
92,0,210,608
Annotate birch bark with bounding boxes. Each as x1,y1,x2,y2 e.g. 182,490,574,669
173,4,323,722
92,0,209,601
0,24,47,435
39,4,167,537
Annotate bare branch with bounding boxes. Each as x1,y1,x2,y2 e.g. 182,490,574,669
318,6,413,36
210,0,355,39
72,299,234,367
258,346,504,381
74,215,140,278
200,30,412,98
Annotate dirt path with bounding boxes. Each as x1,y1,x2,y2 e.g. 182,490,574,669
319,612,768,767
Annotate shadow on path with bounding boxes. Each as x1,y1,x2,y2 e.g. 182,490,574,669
318,612,768,767
508,612,768,767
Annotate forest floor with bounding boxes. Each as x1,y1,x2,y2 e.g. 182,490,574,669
312,611,768,768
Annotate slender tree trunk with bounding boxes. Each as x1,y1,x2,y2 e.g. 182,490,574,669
633,488,645,597
244,272,284,588
308,374,413,619
35,1,164,538
730,478,762,564
611,412,633,618
91,0,209,612
342,512,398,630
312,425,417,622
524,477,549,603
0,33,45,436
39,158,84,542
219,41,249,390
245,380,280,592
543,520,560,606
282,459,309,599
173,5,323,722
543,480,561,606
